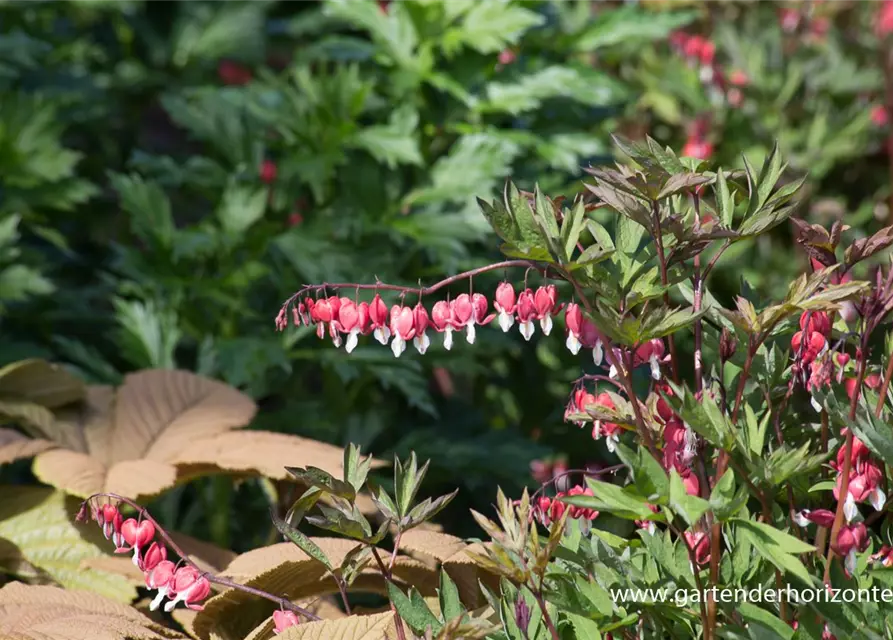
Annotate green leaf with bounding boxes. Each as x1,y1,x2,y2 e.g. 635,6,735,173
575,5,697,51
738,602,794,639
171,2,265,66
439,569,464,623
270,509,333,570
562,478,662,521
715,168,735,227
616,214,645,255
561,199,587,260
847,394,893,467
285,466,357,500
109,173,175,249
403,489,458,530
387,582,441,634
565,613,602,639
350,105,422,168
504,181,547,253
217,181,267,235
343,444,372,493
395,452,430,519
444,1,543,55
733,519,815,584
709,472,748,521
615,442,668,503
669,469,709,526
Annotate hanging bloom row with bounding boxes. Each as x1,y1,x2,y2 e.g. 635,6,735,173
92,504,210,612
274,283,597,358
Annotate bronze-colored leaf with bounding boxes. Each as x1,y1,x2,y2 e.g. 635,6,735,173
21,369,367,500
0,581,183,639
0,429,55,466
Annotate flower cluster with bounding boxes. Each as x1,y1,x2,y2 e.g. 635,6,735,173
564,389,623,451
276,283,573,357
794,426,886,575
93,504,210,612
533,485,600,533
668,32,749,112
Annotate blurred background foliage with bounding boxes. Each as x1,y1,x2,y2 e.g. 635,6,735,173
1,0,891,549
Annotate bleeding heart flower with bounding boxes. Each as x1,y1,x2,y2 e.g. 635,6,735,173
412,303,431,354
164,566,212,612
146,560,177,611
336,299,364,353
369,294,391,345
516,288,537,341
533,285,560,335
273,610,301,634
118,519,156,567
430,300,455,350
139,542,167,572
636,339,667,380
494,282,517,332
389,305,417,357
98,504,123,543
793,508,836,528
684,531,711,566
833,522,869,576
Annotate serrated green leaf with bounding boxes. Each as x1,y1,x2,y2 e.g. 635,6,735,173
271,509,333,570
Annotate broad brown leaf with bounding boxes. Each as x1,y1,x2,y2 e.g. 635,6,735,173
0,582,184,640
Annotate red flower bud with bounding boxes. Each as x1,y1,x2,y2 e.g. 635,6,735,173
259,160,277,184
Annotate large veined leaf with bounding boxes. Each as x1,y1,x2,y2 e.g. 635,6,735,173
276,612,395,640
0,359,85,447
0,486,137,602
12,369,356,500
191,539,440,640
398,529,467,564
0,428,54,465
0,582,185,640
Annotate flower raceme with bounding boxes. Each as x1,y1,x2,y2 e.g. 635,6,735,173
89,505,211,613
278,283,575,356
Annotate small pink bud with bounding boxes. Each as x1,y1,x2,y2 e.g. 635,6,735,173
273,610,301,634
684,531,711,565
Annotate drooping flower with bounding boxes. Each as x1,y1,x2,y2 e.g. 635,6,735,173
336,298,367,353
590,392,622,452
369,294,391,345
412,303,431,354
146,560,177,611
98,504,123,544
389,304,416,357
684,531,711,566
450,294,476,344
273,610,301,635
832,522,869,576
533,285,560,336
494,282,516,332
431,300,455,350
793,508,836,528
117,519,156,567
635,504,660,535
635,339,667,380
164,566,212,612
139,542,167,572
516,288,538,341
